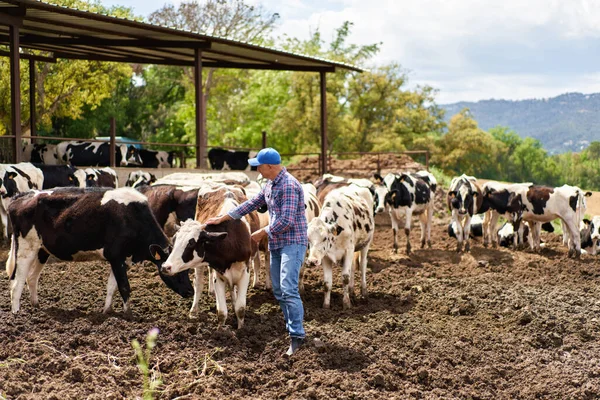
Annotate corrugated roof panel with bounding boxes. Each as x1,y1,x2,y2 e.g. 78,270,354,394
0,0,363,72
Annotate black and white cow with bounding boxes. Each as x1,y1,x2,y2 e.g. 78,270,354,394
315,173,388,216
6,187,194,314
508,184,589,257
448,214,483,239
207,148,258,171
34,164,85,189
384,171,435,254
125,171,158,188
139,149,176,168
0,163,44,239
480,181,533,248
22,143,59,165
56,141,142,167
157,184,260,328
84,167,118,188
579,217,600,255
306,185,374,309
447,174,483,253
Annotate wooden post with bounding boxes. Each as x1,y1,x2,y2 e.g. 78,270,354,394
320,71,328,175
194,49,206,169
262,130,267,148
109,117,116,167
9,25,21,163
29,59,36,142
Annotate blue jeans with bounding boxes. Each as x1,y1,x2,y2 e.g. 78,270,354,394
270,244,306,339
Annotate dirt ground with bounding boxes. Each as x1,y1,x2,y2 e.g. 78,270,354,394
1,155,600,399
1,215,600,399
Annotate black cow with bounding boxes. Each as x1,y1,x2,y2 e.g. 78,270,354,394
6,187,193,314
139,149,176,168
208,148,257,171
57,141,142,167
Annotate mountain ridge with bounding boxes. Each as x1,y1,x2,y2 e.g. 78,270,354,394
440,92,600,154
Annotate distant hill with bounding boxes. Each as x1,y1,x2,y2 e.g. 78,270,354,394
440,92,600,154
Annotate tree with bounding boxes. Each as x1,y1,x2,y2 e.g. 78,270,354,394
0,0,134,136
436,109,503,177
148,0,280,151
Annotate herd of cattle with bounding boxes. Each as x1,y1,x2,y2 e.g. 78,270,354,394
22,141,257,171
2,164,597,328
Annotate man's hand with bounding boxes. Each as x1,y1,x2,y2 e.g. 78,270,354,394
205,214,231,225
251,228,268,243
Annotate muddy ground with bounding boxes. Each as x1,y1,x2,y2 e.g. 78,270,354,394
1,214,600,399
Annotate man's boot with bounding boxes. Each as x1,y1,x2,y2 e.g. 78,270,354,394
285,337,304,356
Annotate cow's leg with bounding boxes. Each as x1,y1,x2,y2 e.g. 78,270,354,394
463,215,472,252
593,239,598,256
390,210,399,253
561,220,569,247
189,265,206,319
103,270,118,313
426,204,433,248
341,250,354,310
213,274,228,327
299,264,306,295
27,249,49,308
0,207,8,241
482,210,491,247
234,263,250,329
264,250,271,290
252,251,261,289
322,258,333,309
359,245,370,298
563,218,581,258
529,222,540,252
9,231,42,313
109,260,132,315
208,268,215,295
418,212,427,248
10,251,35,314
404,209,413,255
490,211,501,248
452,210,463,252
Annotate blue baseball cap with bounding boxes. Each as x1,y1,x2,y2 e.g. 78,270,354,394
248,147,281,166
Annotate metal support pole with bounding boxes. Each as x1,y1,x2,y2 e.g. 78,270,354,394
9,25,21,163
262,130,267,148
109,117,116,167
29,59,36,142
320,71,328,175
194,49,206,169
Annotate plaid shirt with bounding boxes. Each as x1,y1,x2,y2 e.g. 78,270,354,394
228,168,308,250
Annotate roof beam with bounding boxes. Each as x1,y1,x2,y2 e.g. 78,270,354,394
19,34,212,49
0,49,55,62
0,4,25,27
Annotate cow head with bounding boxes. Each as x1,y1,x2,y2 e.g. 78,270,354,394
0,171,18,198
371,174,389,215
119,145,142,167
385,175,413,209
148,244,194,298
158,220,227,275
448,180,477,216
306,218,342,267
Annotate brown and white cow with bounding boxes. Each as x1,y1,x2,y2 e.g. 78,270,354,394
447,174,482,252
6,187,193,314
306,185,374,309
508,184,590,257
156,184,259,328
384,171,435,254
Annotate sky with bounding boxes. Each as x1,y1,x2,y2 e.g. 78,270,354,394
101,0,600,104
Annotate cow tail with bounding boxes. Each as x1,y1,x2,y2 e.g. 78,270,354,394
6,233,17,279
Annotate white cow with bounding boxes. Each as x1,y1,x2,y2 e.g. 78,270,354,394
306,185,374,309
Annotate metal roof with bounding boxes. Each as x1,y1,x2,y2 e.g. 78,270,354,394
0,0,363,72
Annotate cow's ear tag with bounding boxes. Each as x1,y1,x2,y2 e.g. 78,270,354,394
391,192,396,200
153,251,161,261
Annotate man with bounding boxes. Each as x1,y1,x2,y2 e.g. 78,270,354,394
205,147,308,356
